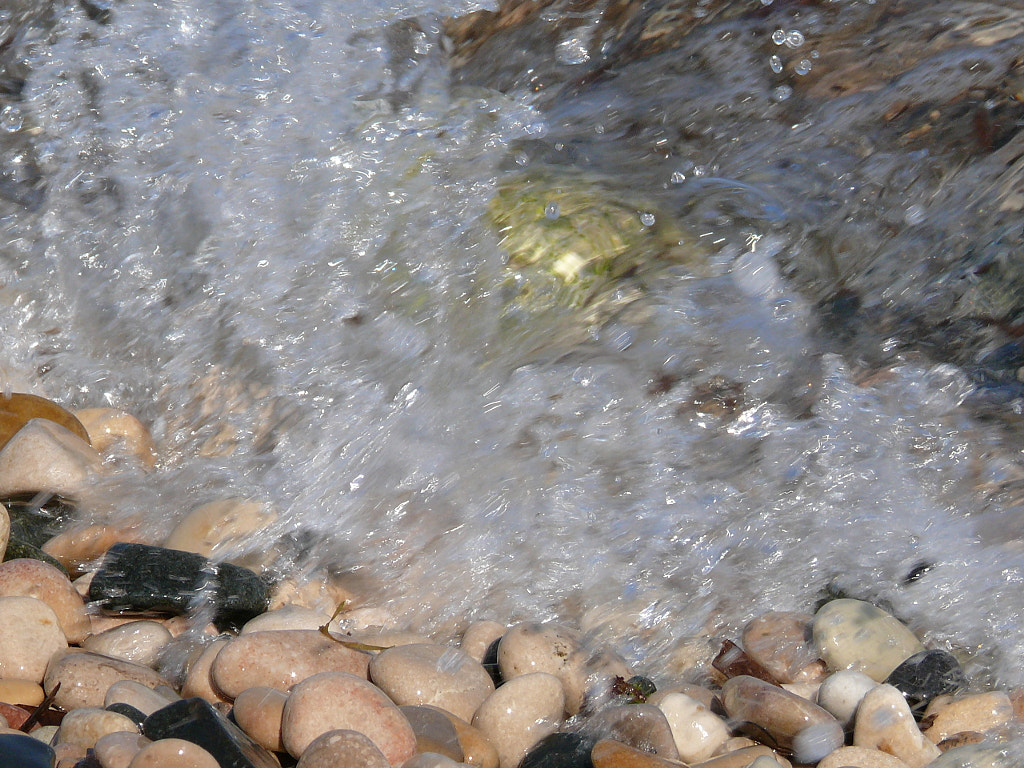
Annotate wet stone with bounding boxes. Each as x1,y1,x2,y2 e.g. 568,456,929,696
589,739,686,768
0,558,90,644
94,731,150,768
232,686,287,753
0,418,103,498
461,621,506,663
88,543,269,630
56,707,138,750
816,746,912,768
2,493,76,550
128,737,220,768
813,599,924,682
143,697,279,768
853,684,941,768
921,692,1014,744
3,538,68,574
928,743,1012,767
472,672,564,768
498,622,586,715
398,705,465,762
105,680,179,718
294,728,391,768
84,620,173,669
45,651,169,711
105,703,148,727
0,595,68,682
0,732,57,768
584,703,679,759
885,650,966,713
741,612,819,684
520,732,595,768
657,692,730,763
817,670,879,727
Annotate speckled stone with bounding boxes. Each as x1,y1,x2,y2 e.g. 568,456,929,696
0,418,102,498
403,754,466,768
816,670,878,727
232,686,287,753
921,692,1013,744
0,732,56,768
497,622,586,715
74,408,157,469
813,600,924,682
816,746,911,768
853,684,941,768
461,621,506,663
0,558,89,644
398,705,465,762
0,678,44,706
885,650,966,712
584,703,678,759
239,605,331,634
83,621,173,669
740,612,820,684
370,643,494,722
590,739,687,768
281,671,417,763
56,707,138,749
128,737,220,768
44,651,169,711
721,675,843,758
657,692,730,763
0,595,68,682
93,731,151,768
295,728,391,768
472,672,564,768
211,630,371,698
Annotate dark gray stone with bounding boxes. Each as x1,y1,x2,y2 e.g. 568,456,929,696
519,732,595,768
0,732,55,768
143,697,278,768
885,649,966,713
88,542,268,629
106,702,147,726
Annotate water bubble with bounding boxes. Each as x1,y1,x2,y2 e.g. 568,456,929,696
795,59,813,75
769,55,783,74
772,29,787,45
639,212,656,227
545,202,560,220
556,35,590,65
904,204,926,225
772,85,793,102
785,30,805,48
670,171,687,184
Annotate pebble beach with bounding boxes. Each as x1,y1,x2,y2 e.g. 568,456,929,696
0,394,1018,768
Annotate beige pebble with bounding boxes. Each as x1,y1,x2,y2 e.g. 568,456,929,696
181,637,232,705
370,643,494,722
472,672,564,768
0,418,103,497
713,737,760,755
590,738,689,768
44,651,169,711
816,670,878,727
295,728,391,768
817,746,912,768
0,595,68,682
54,741,88,768
94,731,151,768
0,677,44,705
428,706,499,768
497,622,586,715
690,745,791,767
657,692,729,762
741,612,819,684
74,408,157,469
813,600,924,682
72,572,93,599
0,504,8,561
56,706,138,749
163,498,276,560
268,572,356,615
43,524,146,576
83,620,173,669
399,705,465,762
212,630,371,699
648,683,717,710
128,737,220,768
461,621,506,663
233,686,287,752
105,680,178,717
0,558,90,645
281,671,417,763
853,684,941,768
240,605,331,634
923,692,1013,743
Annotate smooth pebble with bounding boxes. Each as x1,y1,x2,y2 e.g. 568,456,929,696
461,621,506,663
0,419,103,497
853,683,941,768
657,692,730,762
93,731,151,768
240,605,331,634
128,738,220,768
83,621,173,669
472,672,564,768
0,559,90,645
44,651,169,711
590,738,689,768
922,692,1013,743
105,680,180,717
497,623,586,715
741,612,819,684
0,596,68,682
817,670,878,727
56,707,138,749
817,745,912,767
813,600,924,682
73,408,157,468
232,686,287,752
294,728,391,768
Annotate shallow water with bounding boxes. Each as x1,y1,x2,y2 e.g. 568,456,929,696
2,0,1024,710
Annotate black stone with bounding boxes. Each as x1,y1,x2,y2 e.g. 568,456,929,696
0,732,56,768
143,698,279,768
482,635,502,687
88,543,269,629
2,493,77,549
106,702,147,726
2,537,68,575
885,649,966,713
519,732,596,768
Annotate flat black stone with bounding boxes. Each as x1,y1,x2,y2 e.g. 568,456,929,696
0,732,56,768
143,698,279,768
88,543,269,629
519,732,596,768
885,649,966,713
1,493,77,548
106,702,147,726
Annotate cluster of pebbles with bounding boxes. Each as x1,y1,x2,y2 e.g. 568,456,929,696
0,393,1019,768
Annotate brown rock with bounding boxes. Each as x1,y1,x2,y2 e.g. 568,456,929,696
295,728,391,768
44,651,169,711
0,559,90,644
585,703,679,759
211,630,371,699
936,732,985,751
591,738,688,768
741,612,820,685
0,678,44,706
0,393,90,449
233,686,287,753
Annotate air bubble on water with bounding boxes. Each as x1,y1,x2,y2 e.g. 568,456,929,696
785,30,805,48
639,211,656,227
769,55,783,74
772,85,793,101
545,202,560,220
556,35,590,66
795,59,812,75
772,29,787,45
670,171,686,184
904,204,926,225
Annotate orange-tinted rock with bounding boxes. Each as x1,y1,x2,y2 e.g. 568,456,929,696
0,394,90,449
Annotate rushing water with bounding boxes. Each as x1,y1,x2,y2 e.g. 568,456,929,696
3,0,1024,712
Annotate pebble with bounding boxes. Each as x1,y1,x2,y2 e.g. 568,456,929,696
44,651,170,711
472,672,564,768
211,629,371,698
105,680,178,717
181,637,232,705
404,754,467,768
853,683,941,768
928,744,1011,767
816,670,879,727
0,504,8,560
721,675,843,757
0,418,103,497
0,595,68,682
497,622,586,714
83,620,173,668
240,605,331,634
295,728,392,768
741,612,820,683
816,746,911,768
370,642,494,722
657,691,730,762
885,650,966,712
0,393,91,448
93,731,151,768
232,686,288,752
519,731,595,768
0,558,90,644
56,706,139,749
128,738,220,768
280,671,418,763
689,745,790,767
73,407,158,468
163,498,277,561
590,738,688,768
0,732,57,768
922,692,1014,743
429,706,500,768
398,705,465,762
0,678,44,706
461,621,507,663
584,703,679,759
42,524,145,576
813,600,925,682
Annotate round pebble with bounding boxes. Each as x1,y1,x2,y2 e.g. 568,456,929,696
0,595,68,682
885,650,966,711
497,622,586,715
472,672,564,768
281,671,417,763
0,559,90,645
233,686,287,752
590,738,689,768
180,637,232,705
56,707,138,749
922,692,1013,744
0,504,10,560
853,683,941,768
461,621,507,663
585,703,679,759
44,651,169,711
163,498,276,560
105,680,179,717
398,705,465,762
817,670,879,727
817,746,911,768
128,738,220,768
93,731,151,768
240,605,331,634
0,678,45,706
0,418,103,498
83,621,173,669
656,692,730,762
741,611,820,684
813,600,924,682
295,728,391,768
73,407,157,468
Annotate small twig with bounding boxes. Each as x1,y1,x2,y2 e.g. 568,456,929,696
20,682,60,732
